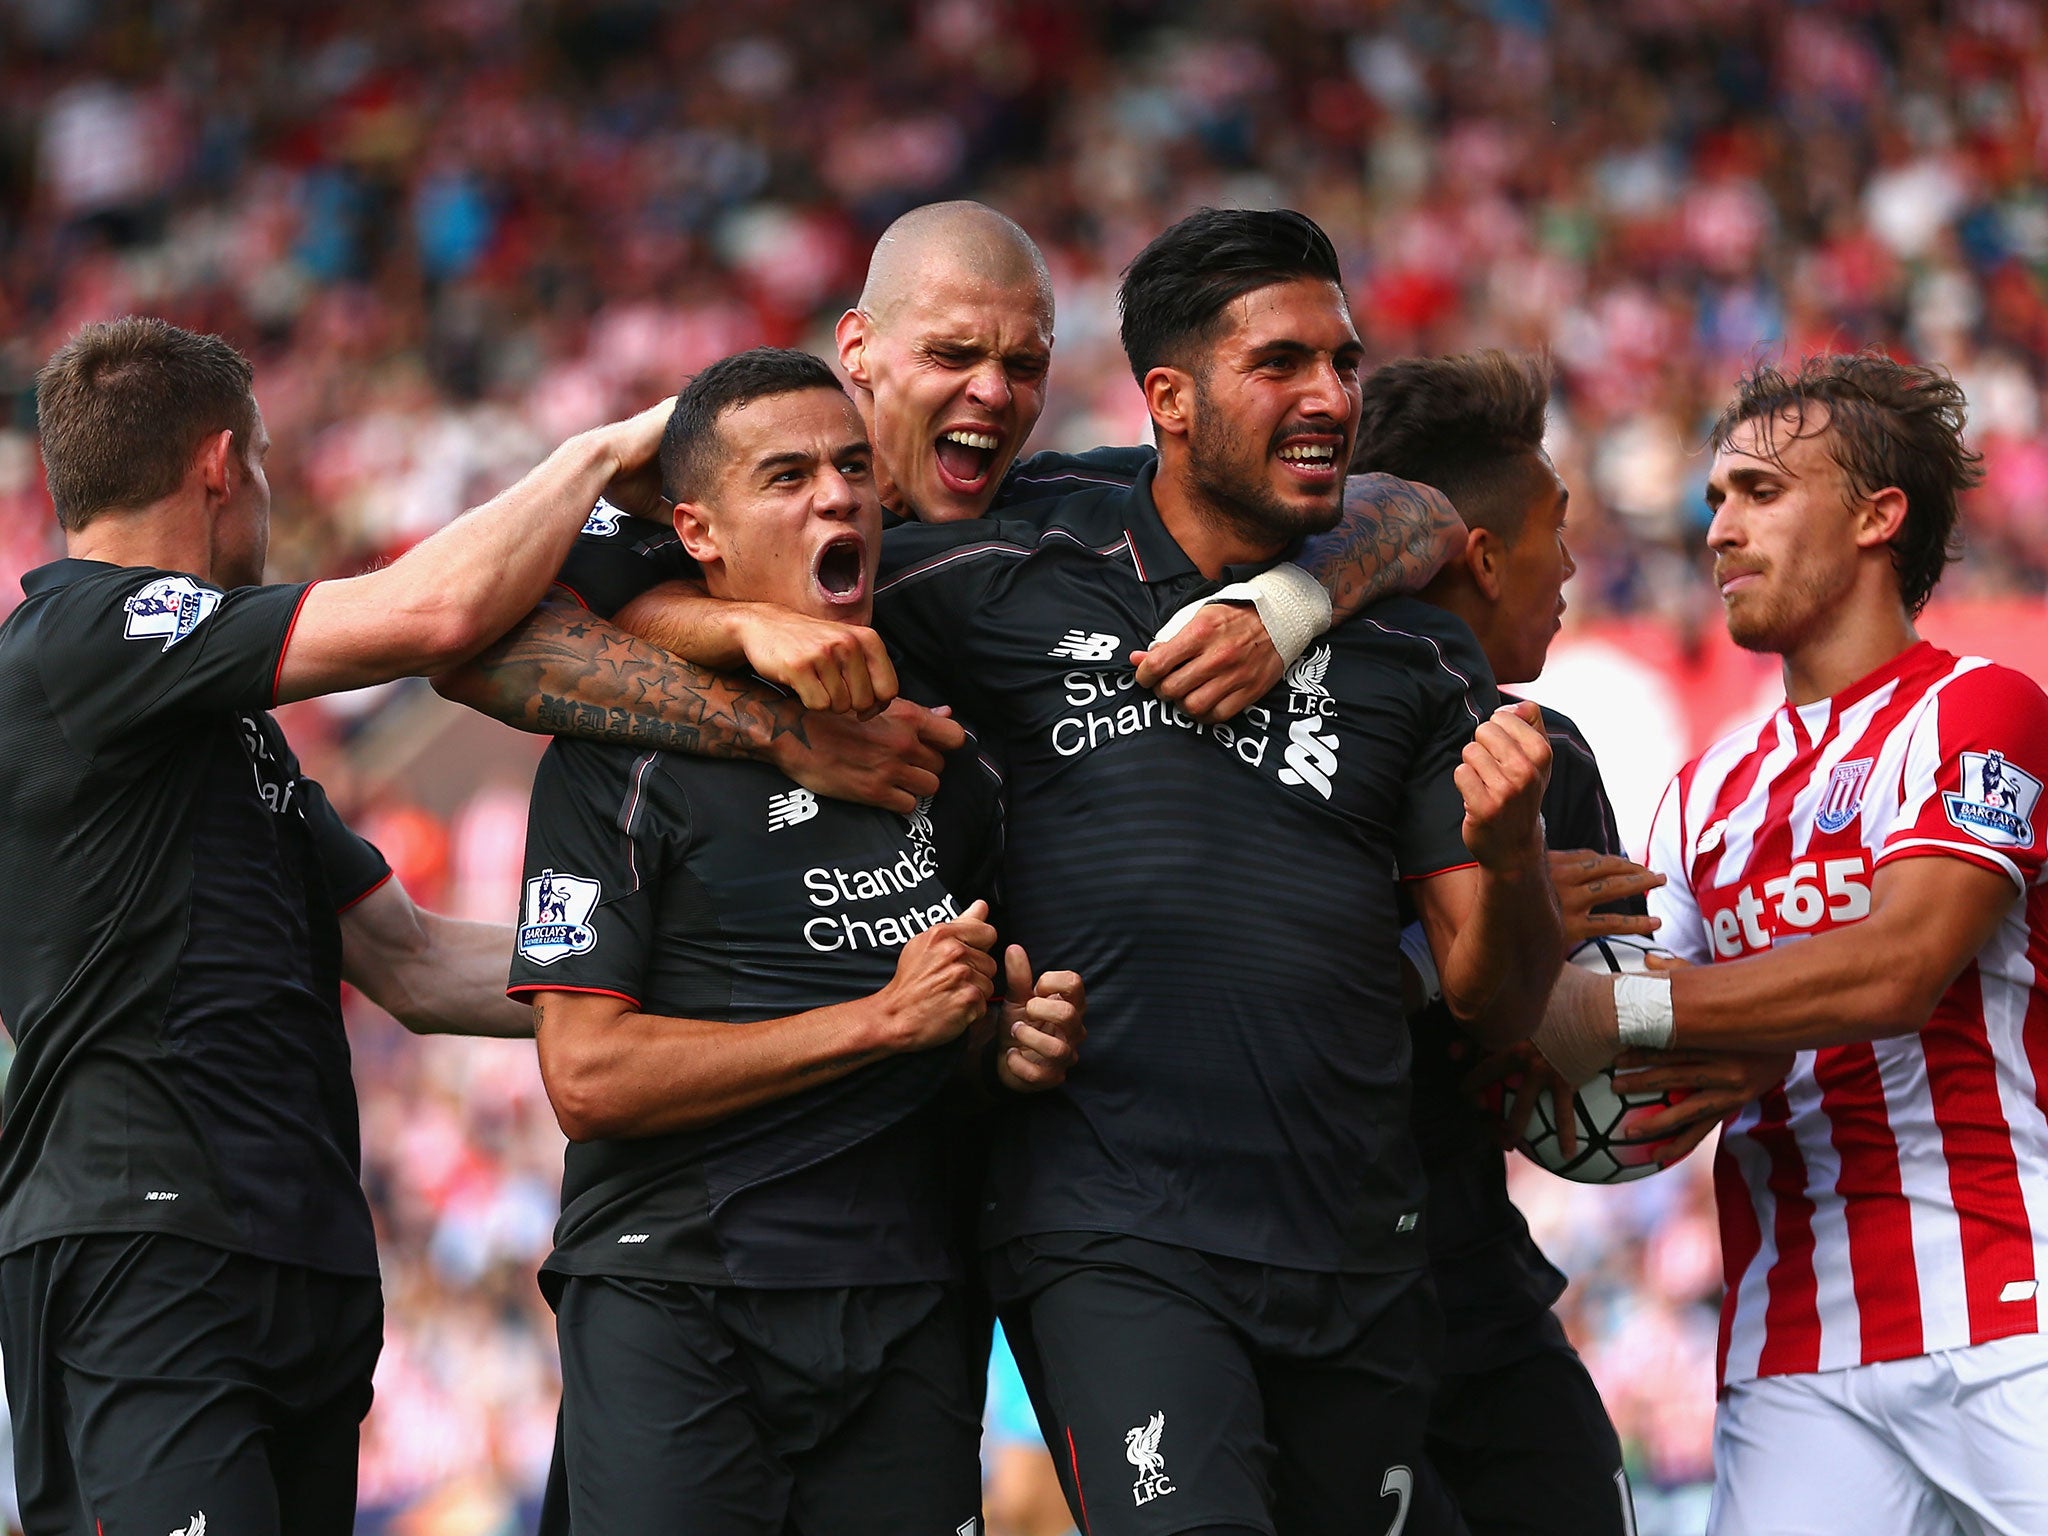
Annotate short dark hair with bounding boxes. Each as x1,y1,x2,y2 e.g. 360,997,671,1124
35,317,258,532
1709,353,1982,616
1353,351,1554,541
1118,208,1344,382
660,347,846,502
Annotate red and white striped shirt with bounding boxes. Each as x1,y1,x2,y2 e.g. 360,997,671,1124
1646,642,2048,1388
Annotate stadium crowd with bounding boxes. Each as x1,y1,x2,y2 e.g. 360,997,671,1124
0,0,2044,1532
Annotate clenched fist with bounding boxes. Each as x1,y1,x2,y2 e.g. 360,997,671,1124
873,899,999,1052
992,944,1087,1092
1457,700,1552,872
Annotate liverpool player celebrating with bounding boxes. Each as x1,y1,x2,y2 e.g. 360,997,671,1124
511,349,1083,1534
1543,354,2048,1536
874,209,1564,1536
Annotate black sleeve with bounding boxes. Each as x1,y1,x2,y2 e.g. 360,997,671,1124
554,499,698,619
301,775,393,912
37,567,311,756
1533,704,1647,918
508,741,684,1005
996,444,1156,507
1382,602,1500,881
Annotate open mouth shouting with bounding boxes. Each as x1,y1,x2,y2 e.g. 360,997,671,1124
934,426,1003,496
813,532,869,608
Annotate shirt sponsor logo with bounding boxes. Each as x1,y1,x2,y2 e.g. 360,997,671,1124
768,788,820,831
1277,716,1341,799
1049,629,1121,662
1944,751,2041,849
1706,855,1871,959
802,840,959,953
1052,667,1272,768
1126,1411,1174,1506
1814,757,1874,834
581,498,627,537
517,870,601,965
123,575,221,650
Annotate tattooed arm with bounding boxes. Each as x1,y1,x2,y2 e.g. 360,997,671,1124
1132,473,1466,722
432,594,962,811
1303,473,1467,622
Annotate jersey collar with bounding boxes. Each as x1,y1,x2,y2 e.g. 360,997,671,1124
1119,460,1297,588
20,558,122,596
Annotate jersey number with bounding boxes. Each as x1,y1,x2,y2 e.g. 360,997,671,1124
1379,1465,1412,1536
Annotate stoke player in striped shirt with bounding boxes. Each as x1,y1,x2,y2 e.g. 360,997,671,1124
1540,353,2048,1536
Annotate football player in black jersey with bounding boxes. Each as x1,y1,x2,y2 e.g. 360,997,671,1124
867,207,1565,1536
0,317,669,1536
1364,350,1791,1536
511,348,1084,1534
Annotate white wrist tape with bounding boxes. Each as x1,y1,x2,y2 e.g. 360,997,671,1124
1152,563,1333,667
1613,973,1676,1051
1398,921,1441,1007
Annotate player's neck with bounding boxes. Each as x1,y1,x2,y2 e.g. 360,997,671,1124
1150,462,1288,580
65,496,219,585
1780,592,1918,707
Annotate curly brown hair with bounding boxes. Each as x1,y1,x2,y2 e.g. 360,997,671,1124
1709,353,1982,616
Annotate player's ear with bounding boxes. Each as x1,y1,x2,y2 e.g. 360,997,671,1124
1465,526,1505,601
195,428,236,501
1142,366,1194,442
835,309,872,387
1857,485,1909,551
673,502,721,567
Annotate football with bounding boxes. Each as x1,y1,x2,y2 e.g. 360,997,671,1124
1493,935,1691,1184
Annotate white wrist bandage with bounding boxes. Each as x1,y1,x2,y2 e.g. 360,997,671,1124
1613,973,1676,1051
1153,563,1333,666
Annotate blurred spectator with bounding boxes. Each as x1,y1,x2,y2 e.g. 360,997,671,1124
2,2,2044,1531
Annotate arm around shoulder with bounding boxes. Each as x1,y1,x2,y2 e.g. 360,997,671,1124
340,876,534,1038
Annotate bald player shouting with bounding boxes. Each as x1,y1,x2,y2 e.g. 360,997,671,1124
434,201,1465,781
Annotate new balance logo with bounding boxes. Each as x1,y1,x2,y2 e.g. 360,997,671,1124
768,788,820,831
1050,630,1121,662
1125,1411,1174,1506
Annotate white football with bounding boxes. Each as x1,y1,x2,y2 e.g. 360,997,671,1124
1499,935,1689,1184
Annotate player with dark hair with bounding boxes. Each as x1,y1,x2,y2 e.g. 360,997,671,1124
870,207,1565,1536
0,317,669,1536
510,347,1084,1534
431,201,1468,789
1536,353,2048,1536
1361,349,1790,1536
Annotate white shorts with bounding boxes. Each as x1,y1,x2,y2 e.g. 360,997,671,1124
1709,1332,2048,1536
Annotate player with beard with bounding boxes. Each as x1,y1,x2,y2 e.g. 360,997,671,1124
1536,355,2048,1536
868,209,1565,1536
431,202,1467,790
1359,351,1789,1536
510,350,1085,1534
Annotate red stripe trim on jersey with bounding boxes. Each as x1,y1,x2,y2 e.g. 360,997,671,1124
335,868,395,916
1811,1042,1925,1361
1714,1138,1763,1390
1399,860,1478,882
1693,716,1783,895
1921,970,2041,1346
1750,1086,1824,1375
505,984,640,1008
1066,1426,1093,1536
1874,839,2027,895
271,579,321,704
551,580,592,610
